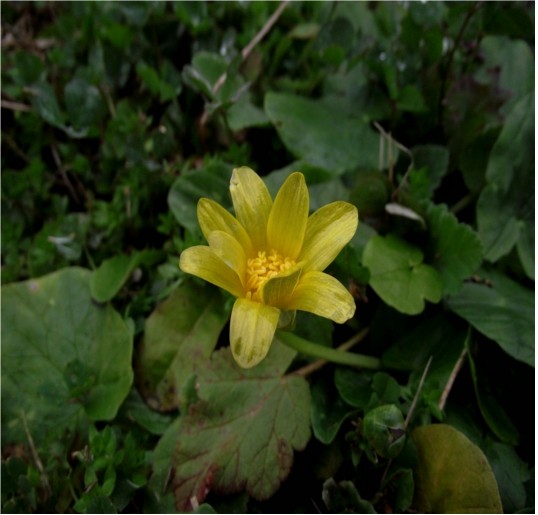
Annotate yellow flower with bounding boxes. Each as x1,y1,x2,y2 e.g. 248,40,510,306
179,166,358,368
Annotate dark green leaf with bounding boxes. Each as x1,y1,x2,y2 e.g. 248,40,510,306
322,478,377,513
447,270,534,366
311,376,355,444
427,203,483,295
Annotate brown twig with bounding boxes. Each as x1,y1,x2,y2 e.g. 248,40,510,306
438,347,467,412
1,98,32,112
200,1,289,127
293,327,370,377
51,144,81,204
21,410,52,497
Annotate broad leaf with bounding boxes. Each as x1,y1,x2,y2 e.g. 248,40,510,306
168,161,232,233
1,267,133,446
447,270,534,367
426,203,483,294
362,234,442,315
136,280,230,411
156,341,310,511
264,92,378,174
477,92,534,278
412,424,502,513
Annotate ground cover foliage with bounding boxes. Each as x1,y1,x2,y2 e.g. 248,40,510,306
1,1,534,513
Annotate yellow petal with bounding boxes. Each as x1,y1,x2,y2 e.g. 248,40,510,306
207,230,246,283
286,271,355,323
197,198,254,257
179,246,243,298
229,167,272,251
267,172,309,259
300,201,358,271
260,266,302,308
230,298,280,368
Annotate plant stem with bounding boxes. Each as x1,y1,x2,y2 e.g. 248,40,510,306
278,330,381,371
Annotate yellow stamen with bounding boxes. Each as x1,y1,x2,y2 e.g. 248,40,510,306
246,249,296,301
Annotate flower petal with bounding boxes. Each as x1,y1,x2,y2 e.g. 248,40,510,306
300,201,358,271
207,230,246,283
267,172,309,259
260,266,302,309
229,167,272,251
230,298,280,368
286,270,356,323
197,198,254,257
179,246,243,298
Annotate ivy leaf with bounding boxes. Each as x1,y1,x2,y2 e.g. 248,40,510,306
362,234,442,315
135,280,230,412
426,203,483,295
159,341,311,511
264,92,379,175
1,268,133,446
447,270,534,367
477,92,534,278
412,424,502,513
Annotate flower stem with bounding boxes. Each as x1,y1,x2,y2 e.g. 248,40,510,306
278,330,381,370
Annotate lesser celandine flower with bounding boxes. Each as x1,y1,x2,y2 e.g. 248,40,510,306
179,166,358,368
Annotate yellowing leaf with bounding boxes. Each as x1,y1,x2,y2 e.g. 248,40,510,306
412,424,502,513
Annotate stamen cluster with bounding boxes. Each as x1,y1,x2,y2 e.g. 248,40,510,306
246,250,296,300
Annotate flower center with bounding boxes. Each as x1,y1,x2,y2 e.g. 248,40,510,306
245,249,296,301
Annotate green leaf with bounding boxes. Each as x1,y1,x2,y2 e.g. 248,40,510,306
167,161,232,233
30,81,66,128
362,234,442,315
64,77,106,130
226,95,269,132
412,145,449,194
475,36,534,113
363,405,406,459
427,203,483,295
412,424,502,513
382,315,467,417
334,368,372,409
482,439,531,513
466,337,519,445
1,268,133,446
90,250,162,303
322,478,377,513
396,85,427,113
136,280,230,412
264,92,379,174
162,342,311,511
447,270,534,366
311,376,355,444
477,92,534,278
